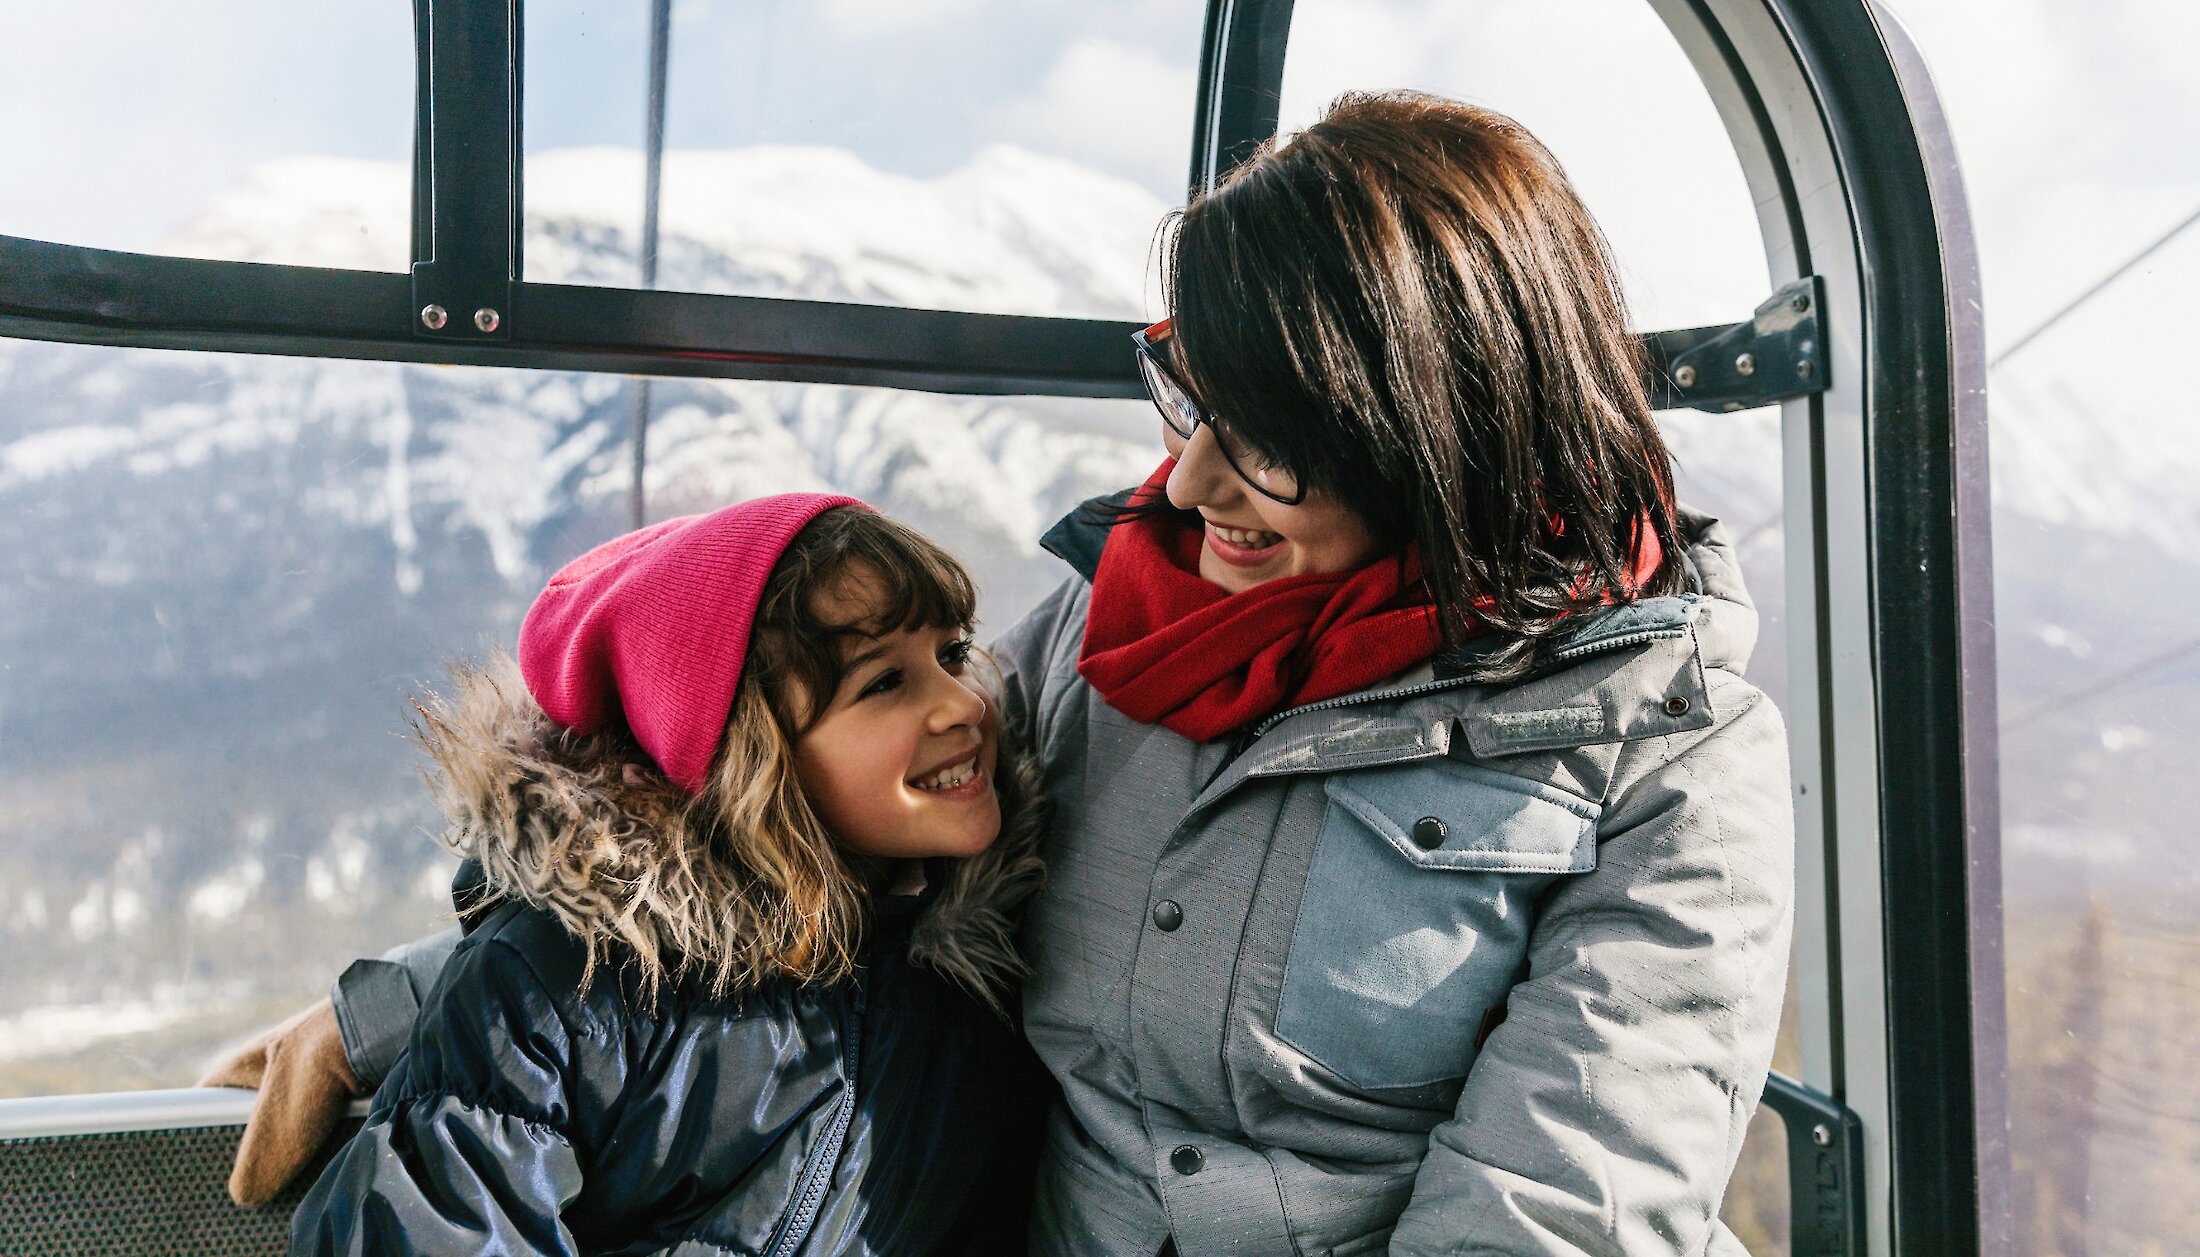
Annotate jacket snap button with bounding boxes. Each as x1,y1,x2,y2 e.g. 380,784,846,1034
1664,695,1692,717
1151,900,1184,931
1171,1145,1205,1175
1411,816,1447,850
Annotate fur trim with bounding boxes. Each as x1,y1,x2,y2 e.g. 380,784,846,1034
412,653,1047,1009
909,730,1048,1015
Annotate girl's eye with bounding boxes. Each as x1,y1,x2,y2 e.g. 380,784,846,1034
939,637,976,672
857,668,903,700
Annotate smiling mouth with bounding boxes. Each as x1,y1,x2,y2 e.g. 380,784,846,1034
1204,520,1286,564
911,748,983,792
1209,521,1283,548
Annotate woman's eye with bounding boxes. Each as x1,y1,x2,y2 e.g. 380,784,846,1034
857,668,903,700
939,638,976,672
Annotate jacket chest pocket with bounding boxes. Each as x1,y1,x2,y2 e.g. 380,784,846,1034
1275,758,1599,1092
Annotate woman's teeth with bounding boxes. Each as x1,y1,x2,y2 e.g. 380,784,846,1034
1211,523,1283,548
914,761,978,791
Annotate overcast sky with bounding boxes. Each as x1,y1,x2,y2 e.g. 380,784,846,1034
1,0,2194,371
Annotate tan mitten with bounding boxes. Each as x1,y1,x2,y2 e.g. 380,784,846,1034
198,998,365,1208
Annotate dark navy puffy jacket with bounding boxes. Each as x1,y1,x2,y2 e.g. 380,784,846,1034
291,892,1050,1256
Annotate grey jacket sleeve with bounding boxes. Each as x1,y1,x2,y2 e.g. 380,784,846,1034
329,927,462,1089
987,576,1089,763
1389,671,1795,1255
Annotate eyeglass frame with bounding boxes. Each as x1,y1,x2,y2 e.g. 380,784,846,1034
1131,318,1307,505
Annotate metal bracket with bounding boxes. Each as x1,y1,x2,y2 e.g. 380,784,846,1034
1646,276,1826,413
1760,1071,1867,1257
409,0,519,342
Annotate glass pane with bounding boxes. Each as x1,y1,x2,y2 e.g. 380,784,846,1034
0,343,634,1097
1277,0,1770,333
0,4,413,270
1989,209,2200,1257
639,384,1158,635
523,0,1203,319
0,333,1157,1096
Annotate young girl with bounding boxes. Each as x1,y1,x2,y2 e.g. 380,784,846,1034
287,494,1050,1256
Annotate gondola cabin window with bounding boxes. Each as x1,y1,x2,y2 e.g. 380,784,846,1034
0,334,1154,1097
0,3,411,269
521,0,1204,318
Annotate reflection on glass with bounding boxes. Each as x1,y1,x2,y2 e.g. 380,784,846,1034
1989,221,2200,1252
0,3,412,269
522,0,1202,318
0,332,1155,1097
1277,0,1769,333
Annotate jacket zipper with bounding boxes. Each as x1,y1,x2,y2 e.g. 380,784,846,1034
764,995,865,1257
1548,625,1687,663
1247,626,1688,738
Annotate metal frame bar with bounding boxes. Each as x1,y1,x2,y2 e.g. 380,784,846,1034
410,0,520,343
0,234,1148,397
0,1089,370,1140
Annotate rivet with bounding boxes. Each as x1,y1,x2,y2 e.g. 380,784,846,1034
1812,1123,1834,1147
1797,359,1815,380
1673,364,1698,389
1791,291,1811,313
1735,352,1756,377
474,307,501,333
1664,695,1692,717
419,304,448,330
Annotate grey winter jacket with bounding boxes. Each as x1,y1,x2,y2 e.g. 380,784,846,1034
998,507,1793,1256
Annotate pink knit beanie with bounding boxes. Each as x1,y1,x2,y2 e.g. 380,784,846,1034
517,493,865,794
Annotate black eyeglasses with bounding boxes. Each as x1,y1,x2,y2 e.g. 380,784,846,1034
1132,319,1305,505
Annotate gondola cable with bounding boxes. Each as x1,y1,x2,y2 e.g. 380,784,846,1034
629,0,674,530
1988,201,2200,371
1991,202,2200,730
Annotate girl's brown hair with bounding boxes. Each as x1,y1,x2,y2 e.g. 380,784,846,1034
1163,90,1681,671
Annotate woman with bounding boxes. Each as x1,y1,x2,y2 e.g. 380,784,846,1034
996,90,1791,1255
215,91,1790,1255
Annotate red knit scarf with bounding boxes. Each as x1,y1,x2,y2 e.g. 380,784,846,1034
1077,463,1447,743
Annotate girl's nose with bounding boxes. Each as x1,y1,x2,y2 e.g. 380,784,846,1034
1165,425,1238,512
926,669,987,733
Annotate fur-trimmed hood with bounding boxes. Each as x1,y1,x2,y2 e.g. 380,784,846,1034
411,654,1048,1011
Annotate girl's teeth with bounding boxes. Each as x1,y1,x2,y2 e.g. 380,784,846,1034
918,763,975,791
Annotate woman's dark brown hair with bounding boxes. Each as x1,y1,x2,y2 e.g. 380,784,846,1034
1163,90,1682,667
